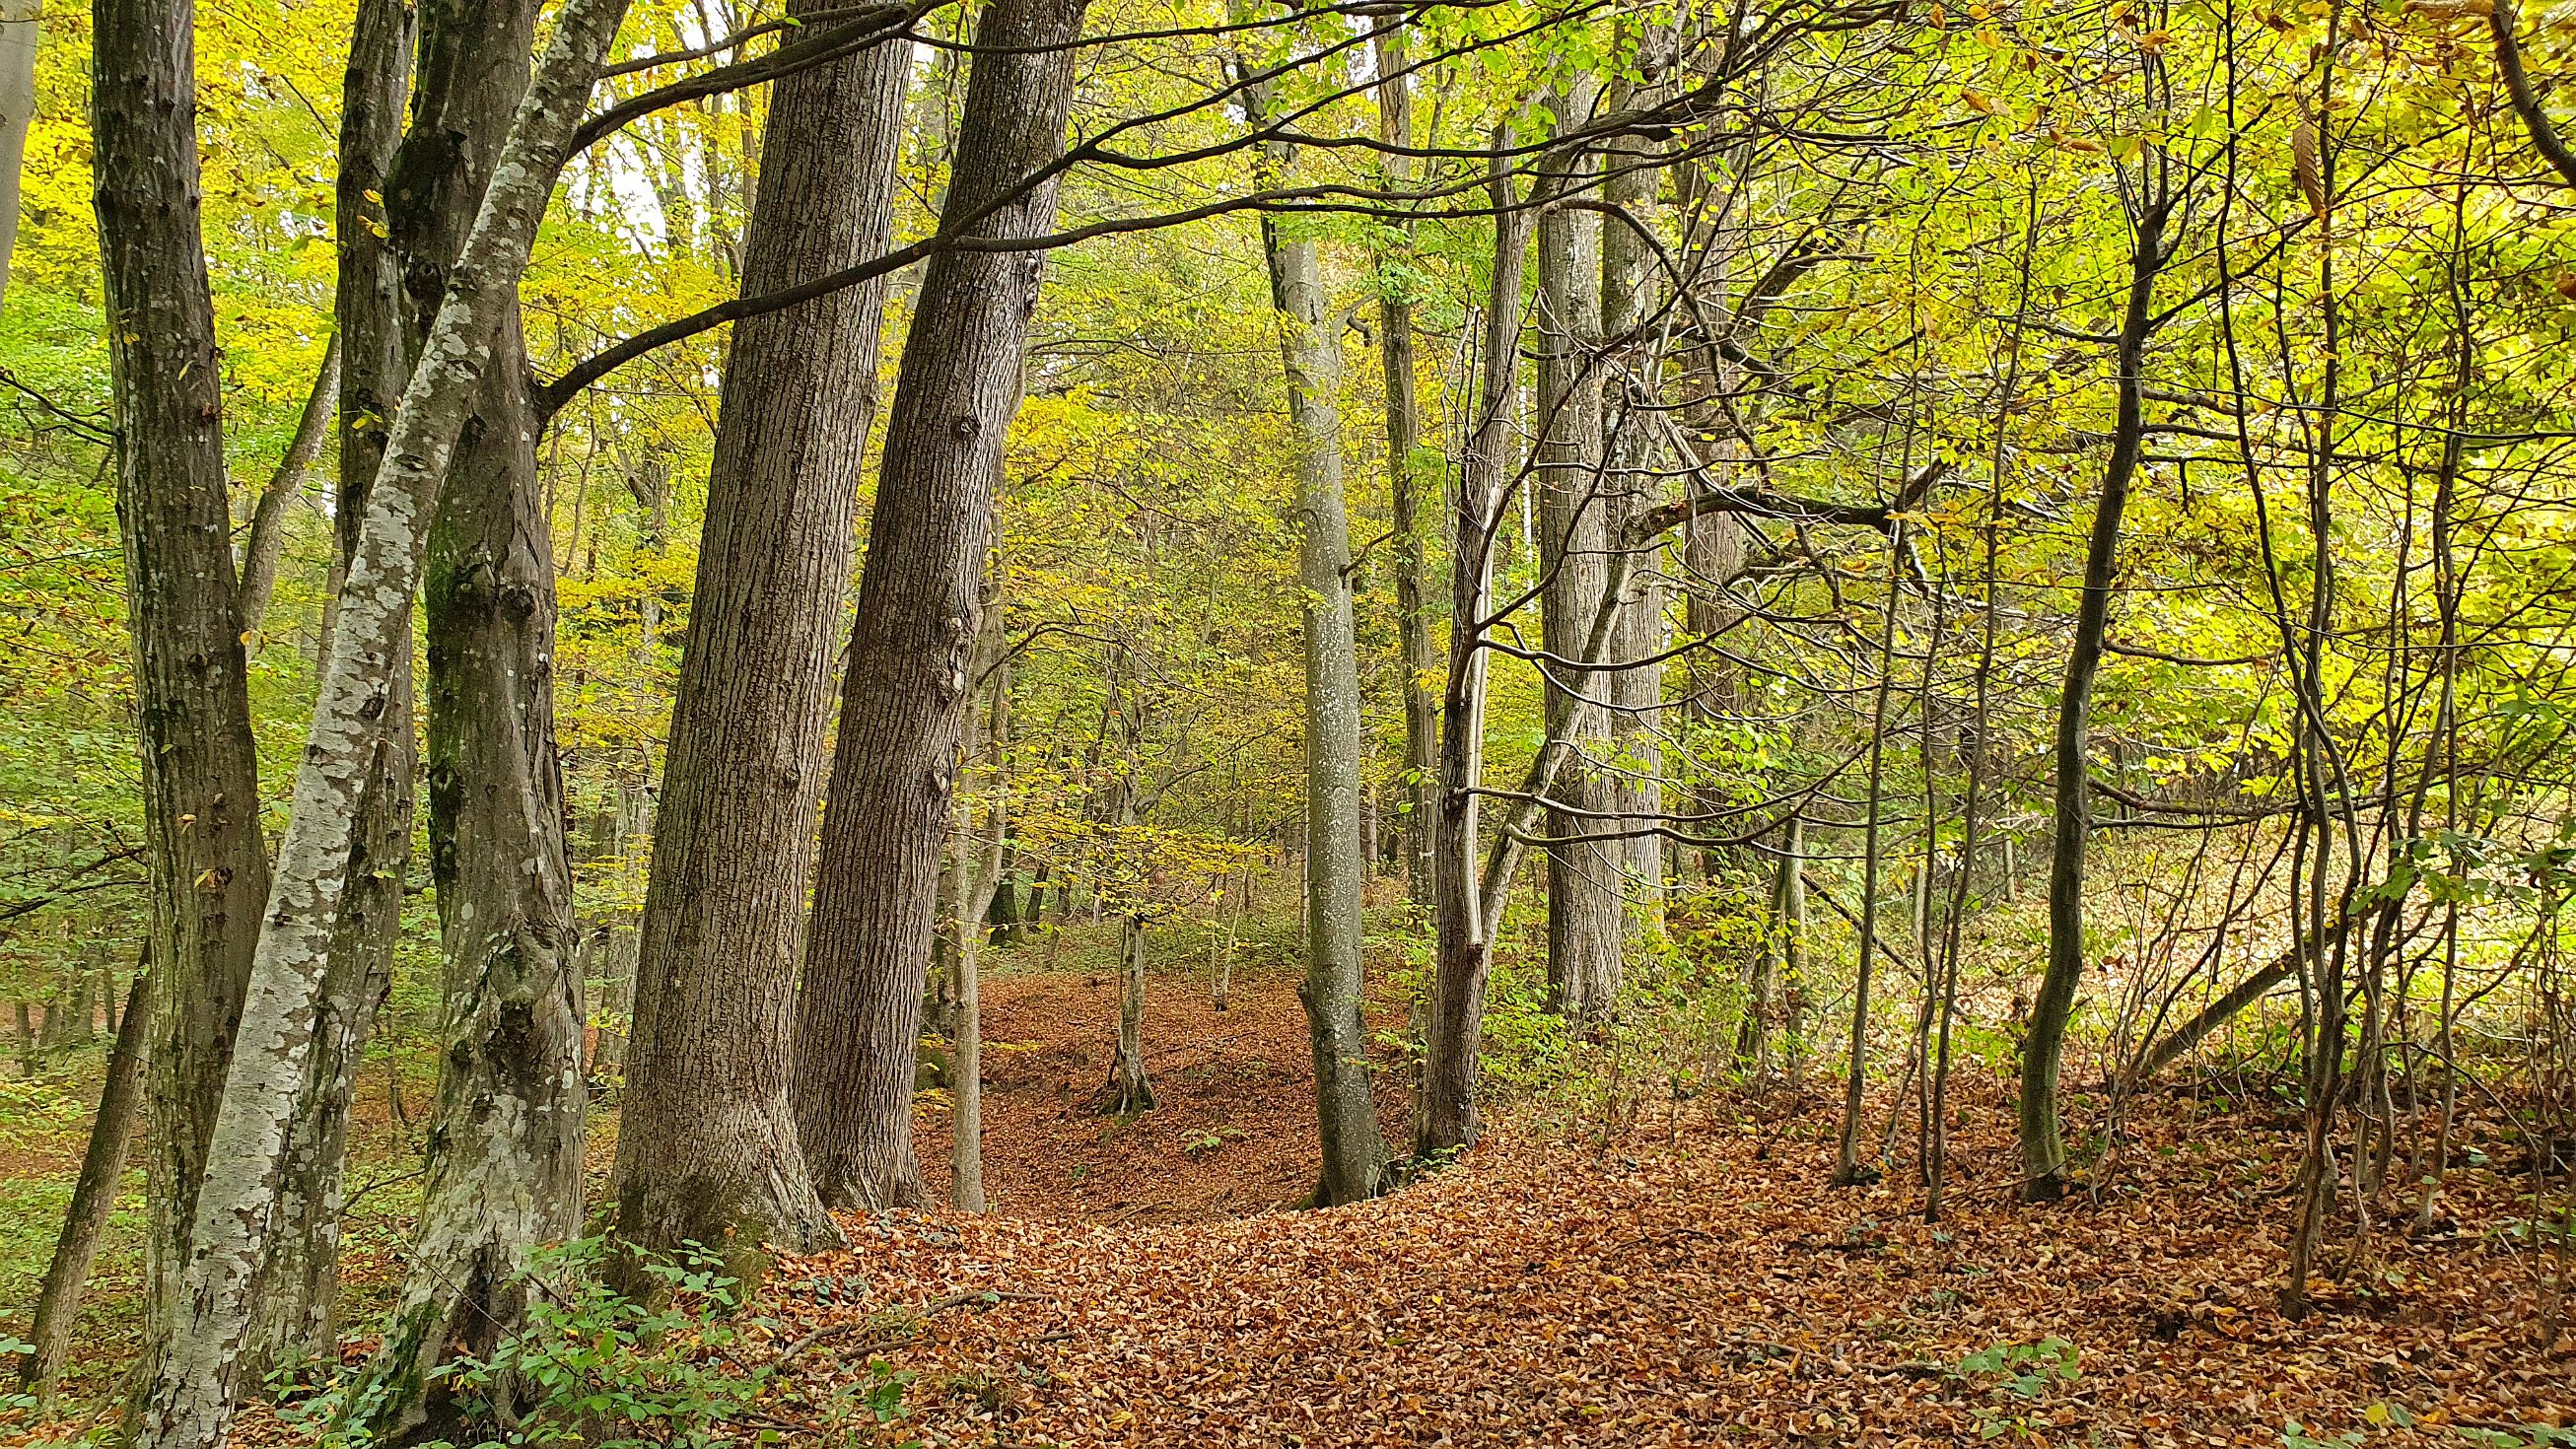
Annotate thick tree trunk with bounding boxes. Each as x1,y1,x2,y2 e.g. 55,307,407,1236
88,0,277,1396
1102,913,1155,1113
1533,76,1621,1023
131,2,634,1440
21,970,149,1400
0,0,35,312
795,0,1087,1209
342,0,585,1428
2020,201,2168,1202
612,13,912,1262
1420,159,1528,1155
1598,101,1666,935
236,334,344,638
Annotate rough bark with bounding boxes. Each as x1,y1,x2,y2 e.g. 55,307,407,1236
1597,102,1666,934
1420,157,1528,1155
238,0,419,1384
21,970,149,1399
340,0,587,1428
1102,913,1155,1113
236,333,344,638
795,0,1087,1209
1533,75,1622,1022
614,10,910,1265
131,2,634,1441
0,0,35,312
2021,200,2168,1202
88,0,277,1395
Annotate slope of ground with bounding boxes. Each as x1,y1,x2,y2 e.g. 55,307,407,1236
743,967,2571,1448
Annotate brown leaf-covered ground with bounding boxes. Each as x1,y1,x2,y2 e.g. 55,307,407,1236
748,963,2573,1448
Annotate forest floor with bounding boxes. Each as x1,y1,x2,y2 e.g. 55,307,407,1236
738,963,2574,1449
5,949,2573,1448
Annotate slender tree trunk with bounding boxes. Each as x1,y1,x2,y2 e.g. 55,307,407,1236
89,0,277,1398
131,1,635,1439
1837,528,1908,1184
1533,75,1621,1022
1779,816,1807,1090
0,0,35,313
236,334,345,638
1371,29,1438,905
795,0,1087,1209
2020,199,2169,1201
343,0,584,1426
21,970,150,1400
238,0,418,1383
613,15,912,1261
948,642,1009,1213
1420,153,1528,1155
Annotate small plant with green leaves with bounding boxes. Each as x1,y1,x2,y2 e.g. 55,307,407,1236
1954,1338,2081,1441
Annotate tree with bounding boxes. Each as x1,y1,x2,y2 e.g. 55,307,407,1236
611,5,914,1262
131,0,637,1436
0,0,34,311
87,0,275,1393
794,0,1092,1209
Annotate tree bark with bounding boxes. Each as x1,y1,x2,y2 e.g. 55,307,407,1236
88,0,278,1398
795,0,1087,1209
238,0,419,1385
1533,75,1621,1023
131,1,635,1439
236,333,344,638
614,5,911,1264
1102,913,1155,1113
2020,199,2168,1202
340,0,586,1428
1597,90,1667,936
1371,29,1438,905
21,970,149,1400
1419,153,1528,1155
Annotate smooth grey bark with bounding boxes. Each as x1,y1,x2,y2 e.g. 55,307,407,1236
131,1,634,1440
0,0,34,313
946,623,1010,1213
88,0,276,1398
235,333,344,638
615,8,910,1262
2021,197,2169,1202
1419,156,1527,1155
1532,74,1621,1022
1372,28,1437,904
21,970,149,1400
343,0,585,1428
1236,11,1387,1207
795,0,1087,1209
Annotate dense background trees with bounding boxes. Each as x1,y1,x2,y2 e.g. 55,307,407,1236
2,0,2575,1434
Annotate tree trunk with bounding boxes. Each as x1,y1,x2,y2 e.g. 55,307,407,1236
21,970,149,1400
1103,913,1155,1113
948,622,1010,1213
88,0,277,1397
1368,30,1438,907
2020,199,2168,1202
236,333,345,638
1598,58,1667,938
238,0,419,1384
0,0,35,312
1779,816,1807,1091
342,0,587,1427
1533,75,1621,1023
1420,154,1528,1155
612,11,912,1263
795,0,1087,1209
131,1,635,1440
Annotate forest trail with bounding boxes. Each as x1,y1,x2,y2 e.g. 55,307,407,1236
736,966,2566,1448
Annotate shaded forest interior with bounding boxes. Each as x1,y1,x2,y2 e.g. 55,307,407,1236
3,0,2575,1441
